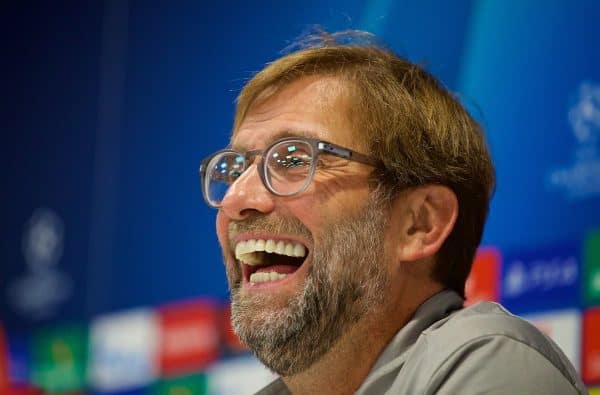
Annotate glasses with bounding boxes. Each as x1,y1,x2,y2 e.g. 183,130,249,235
199,136,378,208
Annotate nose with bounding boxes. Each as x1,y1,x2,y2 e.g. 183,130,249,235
219,163,276,220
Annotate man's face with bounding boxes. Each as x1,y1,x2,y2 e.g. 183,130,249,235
216,76,392,375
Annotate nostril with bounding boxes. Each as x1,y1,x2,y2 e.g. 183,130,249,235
239,207,263,219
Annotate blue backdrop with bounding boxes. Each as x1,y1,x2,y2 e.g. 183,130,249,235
1,0,599,345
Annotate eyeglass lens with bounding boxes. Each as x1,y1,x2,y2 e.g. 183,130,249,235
204,140,315,206
265,140,314,196
206,152,246,206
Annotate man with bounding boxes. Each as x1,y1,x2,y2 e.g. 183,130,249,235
199,31,586,394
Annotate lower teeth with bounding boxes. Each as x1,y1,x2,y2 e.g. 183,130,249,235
250,272,288,283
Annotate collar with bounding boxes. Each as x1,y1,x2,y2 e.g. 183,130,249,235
358,289,464,391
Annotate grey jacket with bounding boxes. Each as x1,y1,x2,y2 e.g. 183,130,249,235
257,290,587,394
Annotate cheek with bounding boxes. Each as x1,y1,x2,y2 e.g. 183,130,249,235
285,182,372,233
282,195,326,231
315,172,371,207
310,176,347,207
320,191,373,226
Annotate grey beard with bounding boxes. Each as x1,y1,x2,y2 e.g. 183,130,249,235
228,196,390,376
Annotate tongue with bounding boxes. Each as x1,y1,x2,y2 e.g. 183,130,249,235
255,265,299,275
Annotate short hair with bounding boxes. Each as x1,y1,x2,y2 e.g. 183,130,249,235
232,31,495,297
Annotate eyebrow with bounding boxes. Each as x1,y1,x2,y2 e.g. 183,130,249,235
231,129,322,152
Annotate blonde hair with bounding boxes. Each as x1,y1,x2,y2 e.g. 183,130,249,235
233,31,495,297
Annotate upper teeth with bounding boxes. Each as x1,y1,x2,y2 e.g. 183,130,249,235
235,239,306,265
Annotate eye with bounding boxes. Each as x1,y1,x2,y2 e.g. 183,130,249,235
281,153,312,168
210,153,246,183
271,153,312,181
228,169,242,179
269,143,312,169
265,141,314,186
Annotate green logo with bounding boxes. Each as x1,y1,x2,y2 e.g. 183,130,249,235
30,323,88,393
152,374,207,395
584,229,600,306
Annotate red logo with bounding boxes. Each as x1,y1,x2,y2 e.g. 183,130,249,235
465,247,501,306
158,300,220,376
583,308,600,384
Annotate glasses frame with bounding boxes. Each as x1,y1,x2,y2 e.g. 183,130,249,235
199,136,378,208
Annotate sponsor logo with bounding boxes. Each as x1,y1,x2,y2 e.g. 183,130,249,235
584,229,600,306
88,309,158,392
583,308,600,384
7,208,72,321
501,243,579,314
465,247,501,305
549,81,600,199
207,356,276,395
30,324,87,393
158,300,220,375
6,333,30,384
152,374,207,395
523,309,581,372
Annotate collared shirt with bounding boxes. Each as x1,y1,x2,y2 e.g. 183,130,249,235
257,290,587,395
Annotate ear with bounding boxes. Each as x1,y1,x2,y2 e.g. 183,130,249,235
391,185,458,262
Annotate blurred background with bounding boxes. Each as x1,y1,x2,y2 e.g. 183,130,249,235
1,1,599,394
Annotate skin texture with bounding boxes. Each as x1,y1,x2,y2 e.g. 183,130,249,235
226,194,390,376
216,76,458,394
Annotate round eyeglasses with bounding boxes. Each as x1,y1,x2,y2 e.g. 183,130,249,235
199,136,377,208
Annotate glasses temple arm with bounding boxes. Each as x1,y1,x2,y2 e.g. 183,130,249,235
317,141,378,166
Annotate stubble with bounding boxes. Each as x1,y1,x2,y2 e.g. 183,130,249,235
226,196,390,376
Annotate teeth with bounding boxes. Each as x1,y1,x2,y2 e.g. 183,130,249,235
293,244,305,257
265,239,276,253
234,239,307,265
276,241,285,254
249,272,288,283
255,239,265,251
284,244,294,256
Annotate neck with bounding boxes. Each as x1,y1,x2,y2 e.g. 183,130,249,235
283,310,402,394
281,282,445,395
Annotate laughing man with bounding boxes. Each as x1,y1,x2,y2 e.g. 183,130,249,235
199,31,586,394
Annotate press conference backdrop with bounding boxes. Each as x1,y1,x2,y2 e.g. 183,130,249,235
1,1,599,394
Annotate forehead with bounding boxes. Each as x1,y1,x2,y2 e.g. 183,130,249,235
231,76,355,151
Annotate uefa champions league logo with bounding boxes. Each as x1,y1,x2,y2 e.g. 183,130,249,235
7,208,72,320
22,208,64,273
569,82,600,149
549,81,600,199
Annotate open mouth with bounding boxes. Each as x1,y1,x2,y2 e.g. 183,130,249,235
234,239,308,284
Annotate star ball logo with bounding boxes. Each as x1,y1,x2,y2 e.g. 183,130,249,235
549,81,600,199
7,208,72,320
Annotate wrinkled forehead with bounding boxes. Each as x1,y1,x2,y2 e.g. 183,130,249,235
230,76,359,152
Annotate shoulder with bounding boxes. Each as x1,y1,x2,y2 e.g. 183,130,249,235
358,294,586,394
415,301,585,394
422,301,562,364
